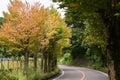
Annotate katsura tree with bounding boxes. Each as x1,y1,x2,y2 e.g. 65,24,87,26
50,23,71,71
0,0,48,74
40,7,71,73
0,0,71,74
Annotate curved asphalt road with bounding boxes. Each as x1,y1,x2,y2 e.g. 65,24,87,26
52,65,109,80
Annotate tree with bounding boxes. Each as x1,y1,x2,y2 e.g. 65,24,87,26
81,14,107,67
53,0,120,80
53,0,86,60
0,0,71,75
40,7,71,73
0,0,48,74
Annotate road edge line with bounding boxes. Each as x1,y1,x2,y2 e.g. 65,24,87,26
53,69,64,80
96,70,108,77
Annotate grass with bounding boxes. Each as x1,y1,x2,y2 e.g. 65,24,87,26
0,60,21,70
7,67,60,80
0,59,60,80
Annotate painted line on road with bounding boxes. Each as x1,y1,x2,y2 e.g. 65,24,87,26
96,70,108,77
80,71,86,80
53,69,64,80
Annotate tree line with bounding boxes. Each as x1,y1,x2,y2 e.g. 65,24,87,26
0,0,71,75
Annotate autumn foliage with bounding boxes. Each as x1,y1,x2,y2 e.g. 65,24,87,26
0,0,71,74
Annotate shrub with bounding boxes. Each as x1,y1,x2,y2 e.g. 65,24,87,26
60,53,73,64
0,70,18,80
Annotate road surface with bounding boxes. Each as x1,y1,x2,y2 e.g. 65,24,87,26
52,65,109,80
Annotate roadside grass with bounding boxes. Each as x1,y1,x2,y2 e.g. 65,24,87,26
8,67,60,80
0,59,60,80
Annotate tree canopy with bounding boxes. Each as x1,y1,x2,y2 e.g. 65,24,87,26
0,0,71,74
53,0,120,80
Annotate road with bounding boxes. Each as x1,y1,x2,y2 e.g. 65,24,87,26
52,65,109,80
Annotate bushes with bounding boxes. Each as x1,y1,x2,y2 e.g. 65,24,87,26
4,67,60,80
0,70,18,80
26,68,60,80
60,53,73,64
0,58,60,80
84,47,107,70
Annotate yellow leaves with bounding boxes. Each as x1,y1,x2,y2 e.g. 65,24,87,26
0,1,45,52
111,0,115,7
8,47,22,53
0,0,71,55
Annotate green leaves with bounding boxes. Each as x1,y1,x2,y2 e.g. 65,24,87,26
82,14,107,52
0,17,6,27
115,2,120,17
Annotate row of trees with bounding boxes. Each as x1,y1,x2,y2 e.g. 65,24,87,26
53,0,120,80
0,0,71,74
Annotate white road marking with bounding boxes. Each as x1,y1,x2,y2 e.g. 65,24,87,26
53,69,65,80
95,70,108,77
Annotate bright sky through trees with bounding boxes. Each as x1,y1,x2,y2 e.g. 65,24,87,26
0,0,65,18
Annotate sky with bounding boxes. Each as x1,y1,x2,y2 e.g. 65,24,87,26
0,0,65,18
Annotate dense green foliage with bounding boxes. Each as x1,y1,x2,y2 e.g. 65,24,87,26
53,0,120,80
60,52,72,64
81,14,107,68
53,0,107,67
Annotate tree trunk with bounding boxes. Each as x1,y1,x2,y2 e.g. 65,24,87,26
48,52,51,72
41,53,43,70
8,60,9,70
98,0,120,80
107,0,120,80
114,17,120,80
107,14,116,80
41,51,48,73
34,53,37,71
51,55,57,71
107,47,115,80
44,52,48,73
107,23,120,80
24,48,29,74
